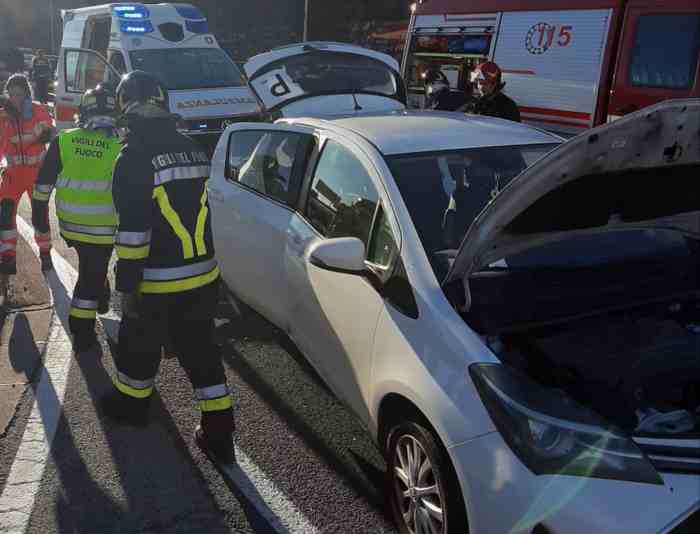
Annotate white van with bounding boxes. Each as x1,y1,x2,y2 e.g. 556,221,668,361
55,3,263,146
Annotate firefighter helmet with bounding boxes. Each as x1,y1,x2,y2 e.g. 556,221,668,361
115,70,169,115
470,61,503,86
78,84,117,124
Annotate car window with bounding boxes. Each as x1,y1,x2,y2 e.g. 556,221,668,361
306,140,379,249
629,15,700,89
64,49,111,93
367,206,397,267
227,130,309,206
109,51,126,74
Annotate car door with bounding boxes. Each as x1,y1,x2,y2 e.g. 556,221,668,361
285,136,402,424
208,123,316,328
608,5,700,120
55,48,119,130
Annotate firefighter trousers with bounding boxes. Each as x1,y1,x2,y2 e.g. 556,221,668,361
114,280,234,432
0,166,51,261
68,243,112,342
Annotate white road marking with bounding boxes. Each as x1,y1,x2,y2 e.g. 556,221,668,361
0,218,76,533
0,216,320,534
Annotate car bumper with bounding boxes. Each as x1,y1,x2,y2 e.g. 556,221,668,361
449,432,700,534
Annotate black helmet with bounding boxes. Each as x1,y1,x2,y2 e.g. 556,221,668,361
78,84,117,124
115,70,169,115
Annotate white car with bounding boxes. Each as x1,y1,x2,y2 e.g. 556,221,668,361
209,95,700,534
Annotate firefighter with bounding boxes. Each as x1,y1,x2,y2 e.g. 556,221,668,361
423,67,469,111
31,84,120,352
0,74,53,274
101,71,235,464
459,61,521,122
31,50,52,104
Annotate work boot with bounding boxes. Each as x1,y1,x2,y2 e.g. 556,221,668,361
195,410,235,464
0,257,16,276
72,332,98,354
40,252,53,272
99,388,151,427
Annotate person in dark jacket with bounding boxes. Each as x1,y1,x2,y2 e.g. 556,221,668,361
100,71,235,464
459,61,521,122
31,50,52,104
423,67,469,111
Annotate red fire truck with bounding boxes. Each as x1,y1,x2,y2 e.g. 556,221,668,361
402,0,700,134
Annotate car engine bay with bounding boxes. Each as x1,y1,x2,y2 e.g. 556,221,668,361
482,300,700,436
454,231,700,437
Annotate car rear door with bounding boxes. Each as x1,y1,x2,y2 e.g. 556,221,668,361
208,122,316,328
608,2,700,120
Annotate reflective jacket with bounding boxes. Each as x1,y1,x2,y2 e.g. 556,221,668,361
112,117,218,295
0,102,53,168
32,127,120,245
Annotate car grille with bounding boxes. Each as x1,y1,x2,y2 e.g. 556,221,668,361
670,507,700,533
634,436,700,475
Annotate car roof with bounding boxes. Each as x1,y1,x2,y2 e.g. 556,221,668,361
286,111,561,155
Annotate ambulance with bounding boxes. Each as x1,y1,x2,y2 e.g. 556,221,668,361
54,3,263,146
403,0,700,135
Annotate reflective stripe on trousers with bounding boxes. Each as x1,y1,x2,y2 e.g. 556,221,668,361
114,371,154,399
195,384,233,412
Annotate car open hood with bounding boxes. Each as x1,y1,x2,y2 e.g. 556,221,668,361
444,99,700,300
243,42,406,117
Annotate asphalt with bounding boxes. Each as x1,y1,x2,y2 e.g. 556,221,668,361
0,199,395,533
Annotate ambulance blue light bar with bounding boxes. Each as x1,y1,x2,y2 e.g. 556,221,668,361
119,20,154,33
185,20,210,34
112,4,150,20
174,5,205,20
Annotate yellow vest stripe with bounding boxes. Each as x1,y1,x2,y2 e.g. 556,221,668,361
153,186,194,259
194,188,208,257
61,230,115,246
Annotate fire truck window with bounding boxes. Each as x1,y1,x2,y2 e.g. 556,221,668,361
629,15,700,90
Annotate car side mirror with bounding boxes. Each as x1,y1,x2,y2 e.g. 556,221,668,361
308,237,366,274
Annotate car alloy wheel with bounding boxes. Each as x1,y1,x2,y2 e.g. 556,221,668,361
392,433,445,534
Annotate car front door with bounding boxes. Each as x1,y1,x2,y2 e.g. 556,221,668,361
56,48,119,130
285,136,401,424
208,123,316,328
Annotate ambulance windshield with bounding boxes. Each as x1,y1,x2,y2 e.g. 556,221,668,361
129,48,246,90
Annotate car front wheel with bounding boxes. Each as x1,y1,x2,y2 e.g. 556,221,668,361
386,421,468,534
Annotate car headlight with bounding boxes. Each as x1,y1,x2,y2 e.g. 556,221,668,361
469,363,662,485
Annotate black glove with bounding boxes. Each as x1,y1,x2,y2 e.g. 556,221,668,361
37,126,55,144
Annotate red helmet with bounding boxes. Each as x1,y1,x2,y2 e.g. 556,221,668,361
471,61,502,85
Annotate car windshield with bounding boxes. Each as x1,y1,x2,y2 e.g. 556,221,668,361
129,48,246,90
387,144,557,277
